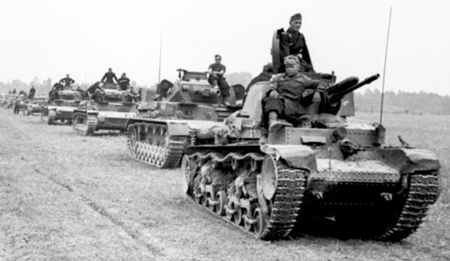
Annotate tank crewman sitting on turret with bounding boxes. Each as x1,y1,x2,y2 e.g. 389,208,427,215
48,83,64,102
59,74,75,88
208,54,235,106
86,82,106,102
277,13,314,73
118,73,130,91
259,55,325,145
101,68,119,85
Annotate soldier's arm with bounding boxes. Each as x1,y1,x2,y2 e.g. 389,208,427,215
266,74,282,96
216,65,226,75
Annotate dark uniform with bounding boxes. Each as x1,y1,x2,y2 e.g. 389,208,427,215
59,77,75,87
208,63,231,97
118,75,130,91
260,72,323,134
246,64,274,92
101,71,119,84
279,27,313,69
28,86,36,99
86,82,105,101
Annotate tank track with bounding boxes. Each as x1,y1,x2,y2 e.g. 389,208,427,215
376,170,439,241
127,122,185,169
73,112,97,136
48,110,56,125
186,152,307,240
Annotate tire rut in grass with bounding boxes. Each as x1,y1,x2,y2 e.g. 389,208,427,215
30,165,165,257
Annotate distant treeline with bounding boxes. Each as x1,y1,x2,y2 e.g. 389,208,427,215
355,89,450,115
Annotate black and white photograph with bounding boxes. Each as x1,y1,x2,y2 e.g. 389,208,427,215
0,0,449,260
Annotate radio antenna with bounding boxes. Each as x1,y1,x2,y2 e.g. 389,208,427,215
380,6,393,124
158,31,163,83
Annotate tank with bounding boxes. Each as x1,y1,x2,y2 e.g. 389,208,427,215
72,83,138,135
42,88,85,125
125,69,245,169
13,94,29,115
1,94,18,109
179,34,441,241
24,95,48,116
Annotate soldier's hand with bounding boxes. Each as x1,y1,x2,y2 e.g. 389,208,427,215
269,90,279,99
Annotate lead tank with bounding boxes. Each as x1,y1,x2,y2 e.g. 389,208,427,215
180,55,441,240
125,69,245,169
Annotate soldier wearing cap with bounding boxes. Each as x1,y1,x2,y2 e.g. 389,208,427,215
278,13,314,73
259,55,324,144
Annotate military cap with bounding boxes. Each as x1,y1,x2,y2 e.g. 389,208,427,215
290,13,302,23
284,55,300,65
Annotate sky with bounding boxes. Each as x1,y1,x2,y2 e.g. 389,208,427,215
0,0,449,95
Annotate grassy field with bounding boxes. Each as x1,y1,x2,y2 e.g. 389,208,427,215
0,109,449,261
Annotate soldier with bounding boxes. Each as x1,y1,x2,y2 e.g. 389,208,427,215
101,68,119,84
259,55,324,144
243,63,274,103
208,54,234,105
247,63,274,92
28,85,36,99
59,74,75,87
118,73,130,91
86,82,106,102
48,83,63,102
278,13,314,73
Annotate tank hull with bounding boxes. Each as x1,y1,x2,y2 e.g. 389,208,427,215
41,105,76,125
182,133,440,241
73,110,136,135
126,118,225,169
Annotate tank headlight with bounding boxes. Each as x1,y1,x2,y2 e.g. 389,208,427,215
332,126,347,142
182,85,190,91
176,111,183,119
98,115,106,122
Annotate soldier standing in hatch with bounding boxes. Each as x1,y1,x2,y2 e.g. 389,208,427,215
28,85,36,99
278,13,314,73
59,74,75,87
101,68,119,85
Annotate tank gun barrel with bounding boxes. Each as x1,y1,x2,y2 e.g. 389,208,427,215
327,74,380,99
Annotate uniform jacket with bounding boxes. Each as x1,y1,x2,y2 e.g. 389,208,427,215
267,72,321,101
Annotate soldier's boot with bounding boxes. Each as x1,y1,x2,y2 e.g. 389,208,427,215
259,130,268,145
268,111,292,132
